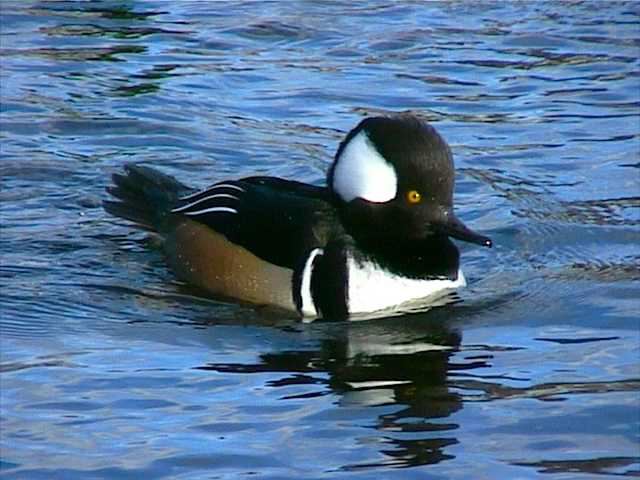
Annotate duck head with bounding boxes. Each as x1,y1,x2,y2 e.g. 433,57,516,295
328,114,492,248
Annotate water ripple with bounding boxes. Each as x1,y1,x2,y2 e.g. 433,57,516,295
1,1,639,479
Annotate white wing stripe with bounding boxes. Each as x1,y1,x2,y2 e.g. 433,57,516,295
183,207,237,215
178,183,245,201
171,193,239,213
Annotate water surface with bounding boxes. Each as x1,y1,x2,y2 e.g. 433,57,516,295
1,1,639,479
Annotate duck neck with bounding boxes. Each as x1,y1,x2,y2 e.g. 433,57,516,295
350,234,461,280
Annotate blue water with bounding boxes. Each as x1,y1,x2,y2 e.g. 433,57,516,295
1,1,639,479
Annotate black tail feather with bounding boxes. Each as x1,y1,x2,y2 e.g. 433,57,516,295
104,164,191,232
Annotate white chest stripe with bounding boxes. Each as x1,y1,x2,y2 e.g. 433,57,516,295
346,255,466,315
332,131,397,203
299,248,324,318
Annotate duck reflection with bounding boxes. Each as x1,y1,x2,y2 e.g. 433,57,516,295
197,309,478,468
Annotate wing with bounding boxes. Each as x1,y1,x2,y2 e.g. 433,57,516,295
169,176,341,270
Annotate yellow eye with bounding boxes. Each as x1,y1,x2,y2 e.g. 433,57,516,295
406,190,422,204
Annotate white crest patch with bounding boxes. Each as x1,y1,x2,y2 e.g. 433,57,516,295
346,254,466,316
332,131,397,203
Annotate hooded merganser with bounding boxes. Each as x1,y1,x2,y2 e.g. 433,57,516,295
104,114,491,320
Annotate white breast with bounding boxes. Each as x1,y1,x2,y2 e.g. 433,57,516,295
346,255,466,316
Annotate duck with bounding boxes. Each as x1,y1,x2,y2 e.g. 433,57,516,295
104,113,491,320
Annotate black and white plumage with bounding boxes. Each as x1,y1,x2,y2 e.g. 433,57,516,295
104,114,491,320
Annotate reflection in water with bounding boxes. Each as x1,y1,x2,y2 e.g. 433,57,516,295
514,457,640,477
197,316,473,469
452,377,640,402
31,2,167,20
41,24,183,39
1,45,147,62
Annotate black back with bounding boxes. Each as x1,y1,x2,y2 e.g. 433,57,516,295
172,176,343,270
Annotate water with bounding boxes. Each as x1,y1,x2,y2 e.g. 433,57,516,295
1,1,639,478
